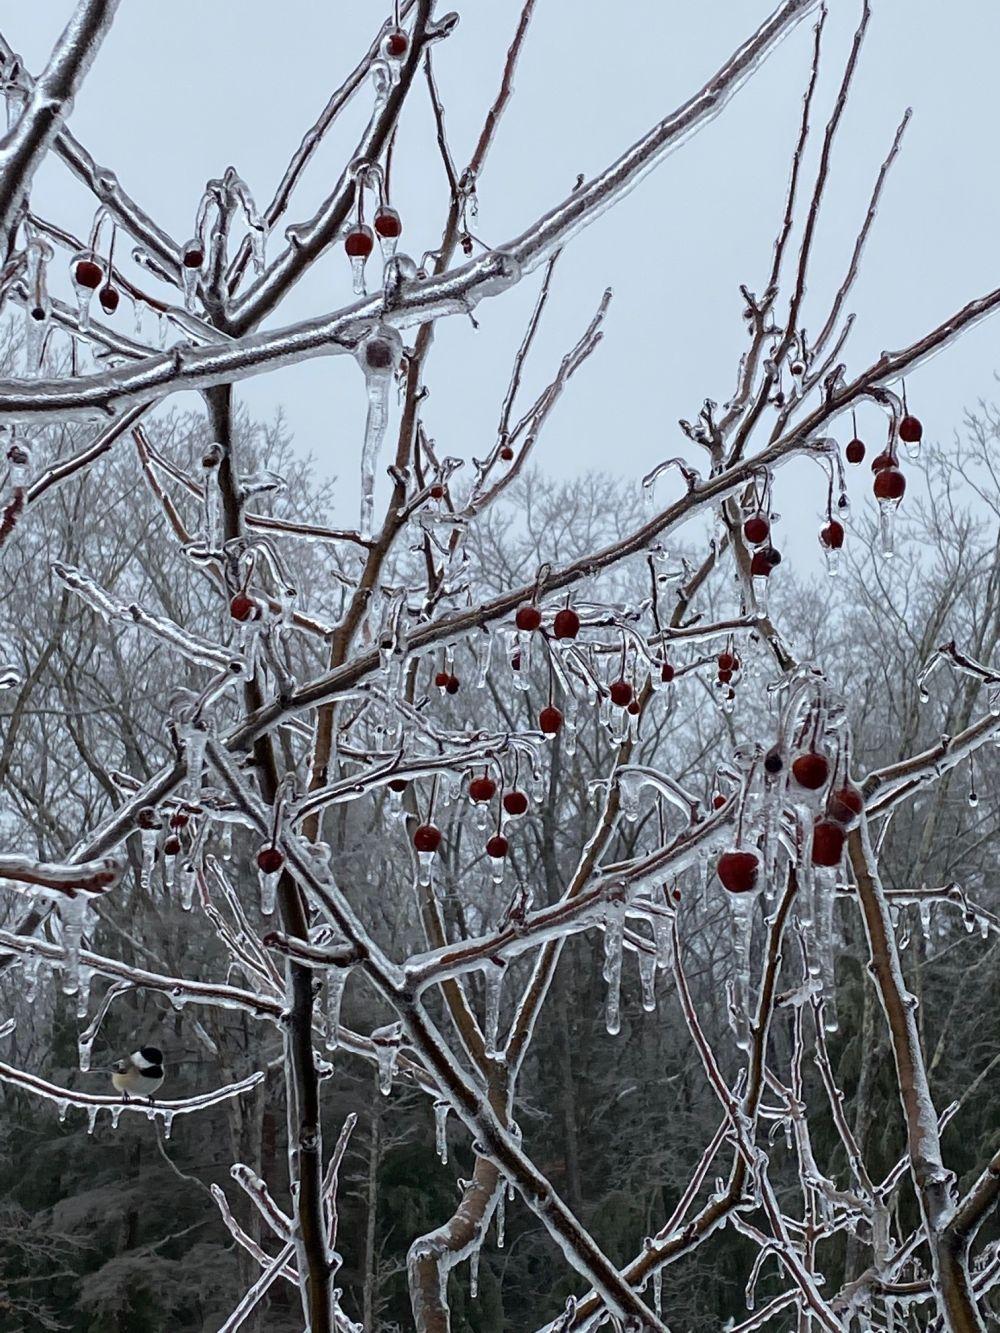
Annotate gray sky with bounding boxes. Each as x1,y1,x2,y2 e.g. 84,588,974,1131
5,1,1000,561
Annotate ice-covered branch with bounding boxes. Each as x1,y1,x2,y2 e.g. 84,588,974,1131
0,853,121,898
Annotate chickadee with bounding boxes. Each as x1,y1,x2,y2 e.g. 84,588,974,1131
111,1047,165,1104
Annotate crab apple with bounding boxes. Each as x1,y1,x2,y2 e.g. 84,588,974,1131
230,593,259,622
743,514,770,545
445,675,460,694
716,850,760,894
820,520,845,550
500,445,514,461
845,438,866,464
627,699,641,715
827,784,864,826
790,358,806,376
751,550,774,577
468,775,497,803
385,28,408,57
871,450,895,472
718,668,733,684
98,285,120,315
661,661,676,682
256,847,284,875
73,257,103,289
486,834,509,859
373,206,402,238
434,670,450,688
429,484,445,500
388,778,409,793
792,751,830,790
169,811,189,830
515,605,542,632
163,835,181,857
344,225,374,258
539,705,563,734
503,790,529,816
874,468,906,502
712,793,727,810
553,607,580,639
812,819,846,866
718,652,738,672
413,824,442,854
764,747,784,775
609,679,633,707
511,651,522,671
899,414,923,444
182,244,204,269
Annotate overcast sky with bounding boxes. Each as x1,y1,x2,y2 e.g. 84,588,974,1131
4,1,1000,562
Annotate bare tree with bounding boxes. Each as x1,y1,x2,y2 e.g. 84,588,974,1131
1,2,999,1330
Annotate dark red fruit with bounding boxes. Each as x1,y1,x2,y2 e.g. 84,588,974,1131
874,469,906,501
820,521,845,550
718,652,739,672
627,700,640,715
539,705,563,734
500,446,514,461
182,245,204,269
812,819,846,867
230,594,258,622
846,438,866,464
429,484,445,499
469,776,497,803
169,811,189,830
871,450,894,472
388,778,409,793
385,29,408,57
434,670,450,688
511,651,522,671
345,226,374,258
163,835,181,857
827,784,864,826
899,415,923,444
373,206,402,238
445,675,460,694
765,547,782,567
660,662,675,683
503,791,528,816
716,850,759,894
486,834,509,859
98,285,119,315
609,679,633,707
515,606,542,632
712,793,726,810
718,669,733,684
413,824,442,854
792,751,830,790
257,847,284,875
743,515,770,545
74,259,102,289
751,551,773,578
764,747,784,775
553,608,580,640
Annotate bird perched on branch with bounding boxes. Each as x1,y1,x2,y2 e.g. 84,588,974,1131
111,1047,164,1104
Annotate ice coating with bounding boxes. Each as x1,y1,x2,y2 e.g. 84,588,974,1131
354,324,403,542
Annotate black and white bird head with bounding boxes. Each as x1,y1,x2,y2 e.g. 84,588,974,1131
111,1046,165,1103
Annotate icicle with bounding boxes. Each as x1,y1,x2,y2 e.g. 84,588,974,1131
602,901,625,1036
139,821,160,891
812,870,838,1030
877,497,899,558
433,1099,450,1164
259,862,279,916
372,1023,401,1095
23,236,53,374
637,945,657,1013
109,1105,123,1130
653,1266,662,1316
469,1246,479,1299
75,966,93,1020
727,892,755,1051
162,1110,175,1140
495,1189,505,1248
482,960,505,1057
182,721,208,798
179,859,197,911
355,325,403,542
57,894,89,997
617,770,643,823
57,1099,69,1124
86,1105,99,1135
325,970,347,1051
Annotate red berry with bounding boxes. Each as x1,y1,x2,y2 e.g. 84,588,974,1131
468,776,497,803
812,819,846,867
169,811,189,830
716,850,759,894
486,834,509,859
660,662,675,683
820,521,845,550
539,705,563,734
182,245,204,269
374,206,402,238
74,258,102,289
500,446,514,461
257,847,284,875
609,679,633,707
345,226,374,259
413,824,441,854
510,651,522,671
388,778,408,793
627,700,640,715
827,784,864,826
874,468,906,502
553,608,580,640
385,29,408,57
764,747,784,775
163,835,181,857
434,671,450,688
718,669,733,684
712,793,726,810
899,414,923,444
765,547,782,568
230,594,258,622
751,551,772,578
717,652,739,672
871,450,894,472
846,438,866,464
503,791,528,816
792,751,830,790
429,484,445,500
743,515,770,545
515,606,542,632
445,675,460,695
98,285,119,315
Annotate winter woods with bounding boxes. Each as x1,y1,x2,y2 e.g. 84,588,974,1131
0,1,999,1330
